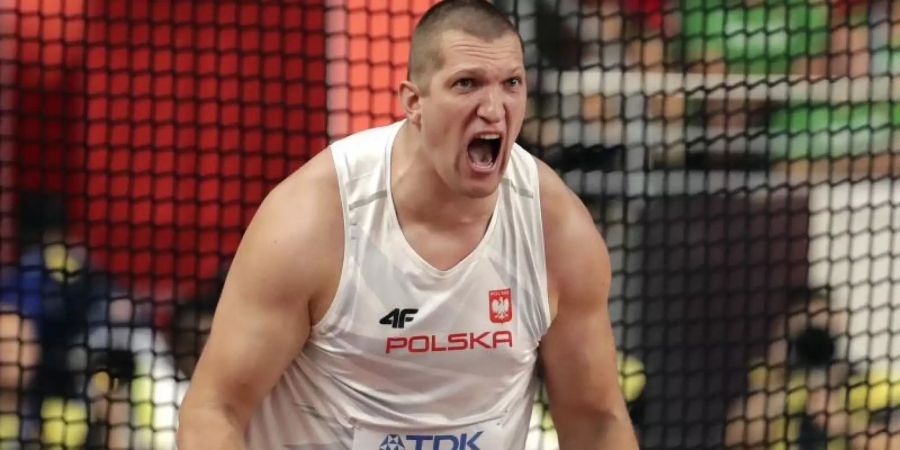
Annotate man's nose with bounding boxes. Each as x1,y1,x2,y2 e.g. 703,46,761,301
477,88,503,123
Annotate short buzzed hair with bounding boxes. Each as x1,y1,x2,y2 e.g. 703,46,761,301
408,0,522,94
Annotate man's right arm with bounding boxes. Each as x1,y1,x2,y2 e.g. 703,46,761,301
177,150,343,449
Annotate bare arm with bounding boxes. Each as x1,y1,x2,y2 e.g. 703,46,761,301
177,150,342,449
537,162,639,449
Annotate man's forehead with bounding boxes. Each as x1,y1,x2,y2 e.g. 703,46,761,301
436,30,523,67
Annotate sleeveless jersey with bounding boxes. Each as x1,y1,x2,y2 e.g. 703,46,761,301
245,121,551,450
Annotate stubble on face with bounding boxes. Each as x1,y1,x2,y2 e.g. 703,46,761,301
416,31,527,199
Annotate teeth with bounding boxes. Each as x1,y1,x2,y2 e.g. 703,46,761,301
477,133,501,140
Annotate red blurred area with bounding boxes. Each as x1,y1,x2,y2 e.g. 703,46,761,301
3,0,88,265
329,0,435,137
6,0,327,302
10,0,86,210
622,0,664,30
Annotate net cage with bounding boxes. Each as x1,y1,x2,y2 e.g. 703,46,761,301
1,0,899,448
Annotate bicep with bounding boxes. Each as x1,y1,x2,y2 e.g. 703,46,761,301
184,192,318,427
188,267,310,424
539,258,624,422
539,196,628,424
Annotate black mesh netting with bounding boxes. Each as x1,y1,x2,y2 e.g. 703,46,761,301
1,0,899,449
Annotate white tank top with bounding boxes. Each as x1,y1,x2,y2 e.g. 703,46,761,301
246,121,551,450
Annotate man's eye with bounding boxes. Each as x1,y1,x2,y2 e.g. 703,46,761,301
454,78,474,89
506,77,522,87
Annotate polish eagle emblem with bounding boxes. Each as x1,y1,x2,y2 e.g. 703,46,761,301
489,288,513,323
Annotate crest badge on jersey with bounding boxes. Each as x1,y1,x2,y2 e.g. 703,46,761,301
489,288,513,323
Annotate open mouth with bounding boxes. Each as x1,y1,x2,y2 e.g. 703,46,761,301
466,134,502,171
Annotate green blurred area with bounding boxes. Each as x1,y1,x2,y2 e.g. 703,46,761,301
678,0,900,161
680,0,829,74
769,103,900,160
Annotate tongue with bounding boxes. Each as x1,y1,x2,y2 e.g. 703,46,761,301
467,140,494,168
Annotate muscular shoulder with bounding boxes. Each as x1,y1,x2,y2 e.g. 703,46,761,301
238,149,343,302
266,148,341,219
536,159,611,316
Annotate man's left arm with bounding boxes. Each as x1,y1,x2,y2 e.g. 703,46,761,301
538,174,639,449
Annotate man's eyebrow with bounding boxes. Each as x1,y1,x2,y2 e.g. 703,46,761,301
447,66,523,78
447,67,487,77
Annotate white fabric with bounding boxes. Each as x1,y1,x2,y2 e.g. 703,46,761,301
246,121,551,449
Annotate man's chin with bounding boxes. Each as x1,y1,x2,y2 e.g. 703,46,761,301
459,180,501,199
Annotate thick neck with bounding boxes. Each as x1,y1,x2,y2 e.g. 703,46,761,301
390,122,497,230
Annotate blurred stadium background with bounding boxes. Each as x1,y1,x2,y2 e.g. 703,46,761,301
2,0,900,448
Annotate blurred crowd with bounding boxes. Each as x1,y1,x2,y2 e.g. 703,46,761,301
517,0,900,178
0,192,220,449
511,1,900,449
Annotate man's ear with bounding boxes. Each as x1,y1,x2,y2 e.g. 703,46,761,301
399,80,423,125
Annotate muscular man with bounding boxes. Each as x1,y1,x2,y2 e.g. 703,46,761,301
178,1,637,448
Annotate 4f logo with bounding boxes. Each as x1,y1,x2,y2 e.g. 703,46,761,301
489,289,512,323
380,308,418,329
